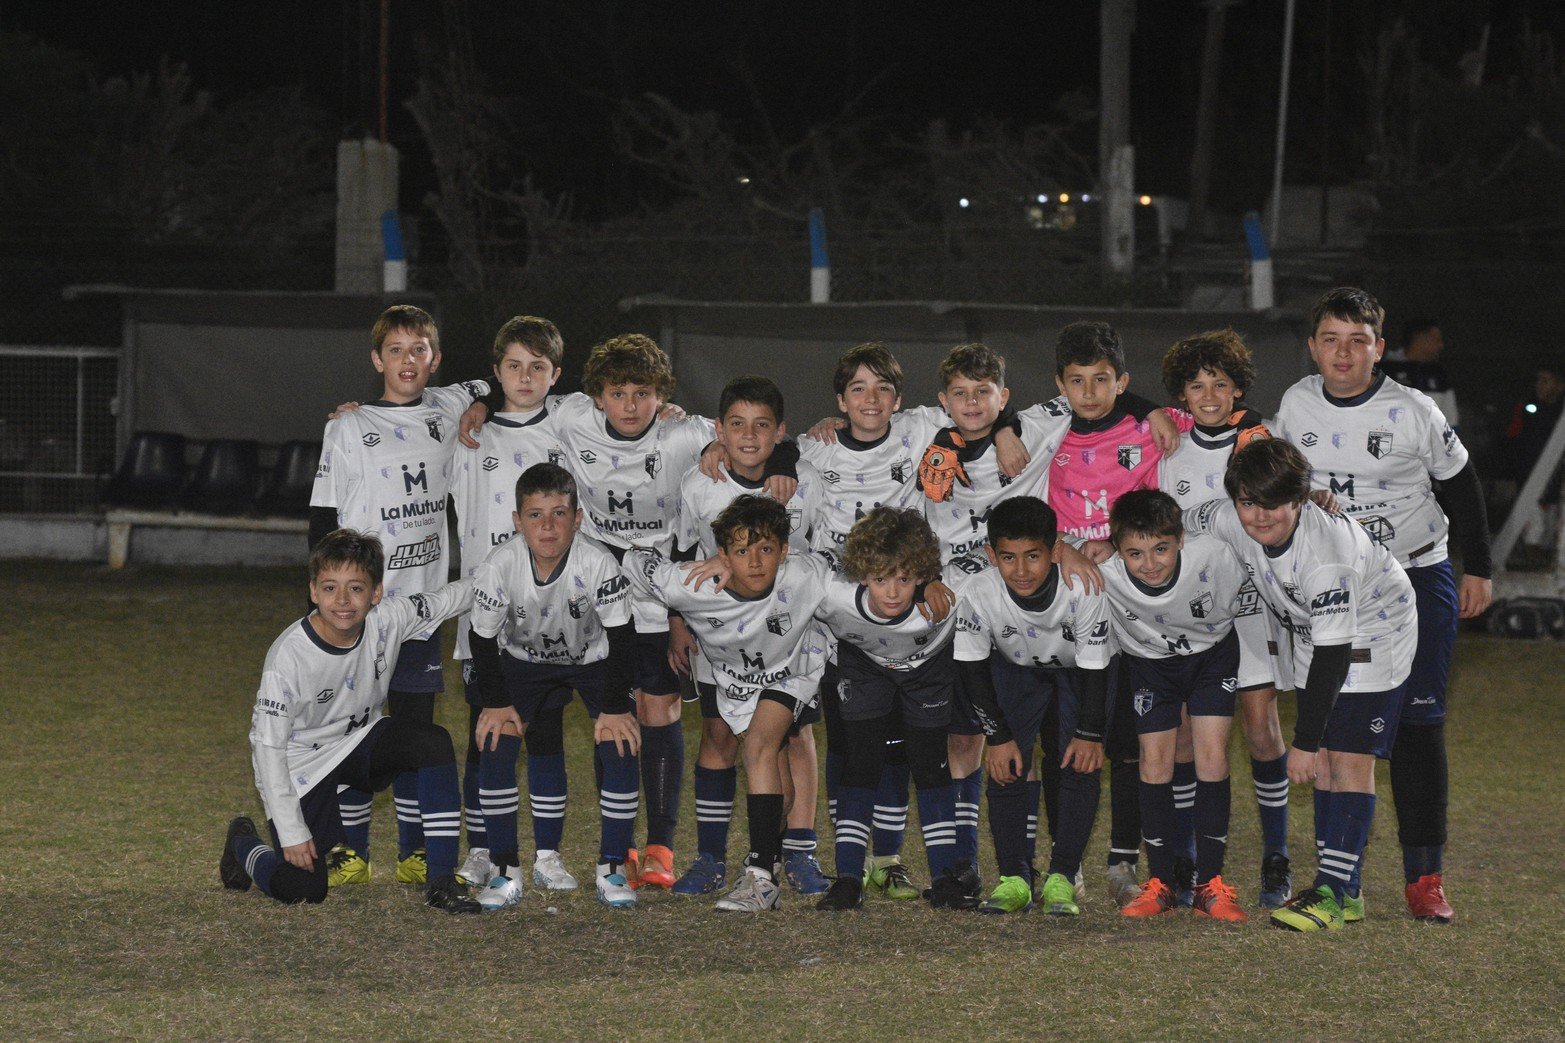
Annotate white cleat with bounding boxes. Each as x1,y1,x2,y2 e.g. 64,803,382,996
1074,868,1087,903
532,850,579,891
595,864,638,909
714,866,782,912
457,847,496,887
1106,862,1142,909
477,874,523,911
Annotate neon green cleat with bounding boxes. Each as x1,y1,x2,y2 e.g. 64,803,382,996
395,847,428,885
1040,872,1081,916
864,856,919,900
1341,891,1365,923
325,845,370,887
977,875,1033,915
1270,884,1344,931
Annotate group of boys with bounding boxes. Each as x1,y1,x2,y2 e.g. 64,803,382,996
222,284,1489,932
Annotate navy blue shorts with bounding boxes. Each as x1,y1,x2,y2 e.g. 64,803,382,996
1126,630,1240,735
836,642,955,731
390,634,445,694
634,629,681,697
498,656,611,721
947,659,987,737
1321,682,1407,758
988,657,1085,777
1403,560,1457,726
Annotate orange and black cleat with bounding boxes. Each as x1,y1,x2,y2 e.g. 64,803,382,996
1192,876,1248,923
638,844,676,890
1405,873,1455,924
1120,876,1178,918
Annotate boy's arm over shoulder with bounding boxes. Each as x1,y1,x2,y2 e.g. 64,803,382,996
426,380,492,418
1182,497,1235,539
624,547,680,617
249,663,310,848
383,578,475,641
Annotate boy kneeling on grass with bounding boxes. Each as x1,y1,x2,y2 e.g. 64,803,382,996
221,529,480,913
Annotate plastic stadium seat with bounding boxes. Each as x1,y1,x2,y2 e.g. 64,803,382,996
256,440,321,517
181,439,261,515
103,431,188,509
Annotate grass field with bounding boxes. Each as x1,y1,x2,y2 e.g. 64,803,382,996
3,560,1563,1041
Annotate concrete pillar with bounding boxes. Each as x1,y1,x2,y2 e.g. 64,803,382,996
335,138,400,294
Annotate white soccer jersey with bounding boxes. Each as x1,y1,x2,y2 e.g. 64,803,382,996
1273,373,1467,567
550,393,714,555
249,580,473,848
311,382,488,598
450,403,568,659
801,405,947,568
625,549,831,731
1187,498,1416,691
926,400,1073,574
469,536,631,666
815,574,957,670
1099,534,1245,659
953,566,1112,671
1159,417,1270,510
677,460,824,557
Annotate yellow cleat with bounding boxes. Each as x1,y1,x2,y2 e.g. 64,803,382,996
325,844,371,887
395,847,428,885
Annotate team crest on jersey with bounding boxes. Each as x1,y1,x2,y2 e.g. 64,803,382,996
483,456,499,472
1176,479,1191,496
998,471,1014,487
1117,444,1142,470
362,433,382,448
374,652,386,679
1280,581,1302,604
316,688,335,704
548,448,563,465
1367,430,1393,458
567,594,590,619
766,612,792,636
890,459,911,484
1060,621,1076,643
1133,688,1154,716
645,451,662,479
579,450,598,464
425,417,444,442
1189,592,1213,619
1299,432,1318,448
953,556,987,575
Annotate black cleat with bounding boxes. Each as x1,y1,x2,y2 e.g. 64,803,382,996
815,876,865,911
425,874,483,914
221,816,258,891
927,861,982,910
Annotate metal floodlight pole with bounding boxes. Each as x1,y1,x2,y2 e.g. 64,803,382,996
1268,0,1297,249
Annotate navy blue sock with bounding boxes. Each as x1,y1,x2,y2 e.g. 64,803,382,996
462,757,487,851
833,784,874,880
1025,779,1042,868
1194,777,1231,885
783,827,818,856
1403,844,1443,883
479,734,524,868
640,722,684,848
596,740,639,864
418,761,462,879
694,765,737,861
393,771,423,860
1314,791,1376,902
1313,786,1330,879
746,793,785,875
339,786,372,857
871,761,910,858
953,769,982,867
1139,779,1177,886
1048,766,1102,879
1172,760,1198,863
1251,754,1290,858
528,752,567,853
986,780,1031,880
1108,758,1141,866
232,831,279,894
825,747,844,826
917,781,959,877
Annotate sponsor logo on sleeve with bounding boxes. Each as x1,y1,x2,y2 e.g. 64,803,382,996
408,593,433,620
1309,588,1350,615
596,575,630,601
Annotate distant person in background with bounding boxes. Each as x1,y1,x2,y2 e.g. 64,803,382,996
1499,363,1565,548
1381,319,1458,428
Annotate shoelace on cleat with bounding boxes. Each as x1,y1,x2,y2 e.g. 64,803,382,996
1261,857,1291,891
1202,878,1239,905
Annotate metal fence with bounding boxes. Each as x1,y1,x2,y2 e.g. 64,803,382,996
0,345,119,514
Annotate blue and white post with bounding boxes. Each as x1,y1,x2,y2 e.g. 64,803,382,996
381,209,408,293
1243,210,1274,311
809,206,830,303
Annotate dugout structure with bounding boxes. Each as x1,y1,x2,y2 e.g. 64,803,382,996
619,298,1310,426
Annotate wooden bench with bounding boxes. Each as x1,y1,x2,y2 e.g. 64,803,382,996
105,509,308,568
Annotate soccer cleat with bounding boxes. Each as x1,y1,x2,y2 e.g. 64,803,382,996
425,874,483,914
927,861,982,910
1106,861,1142,909
977,875,1034,915
1341,891,1366,923
714,866,782,912
1120,877,1178,918
1405,874,1455,924
672,853,728,896
595,865,638,909
1269,884,1344,931
815,876,865,911
638,844,676,890
784,852,831,895
1074,868,1087,902
623,847,642,889
477,874,523,911
1172,856,1197,909
532,850,579,891
1192,876,1248,923
396,848,428,885
1040,872,1080,917
1259,852,1292,909
865,856,920,900
325,844,371,887
220,816,257,891
456,847,495,888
